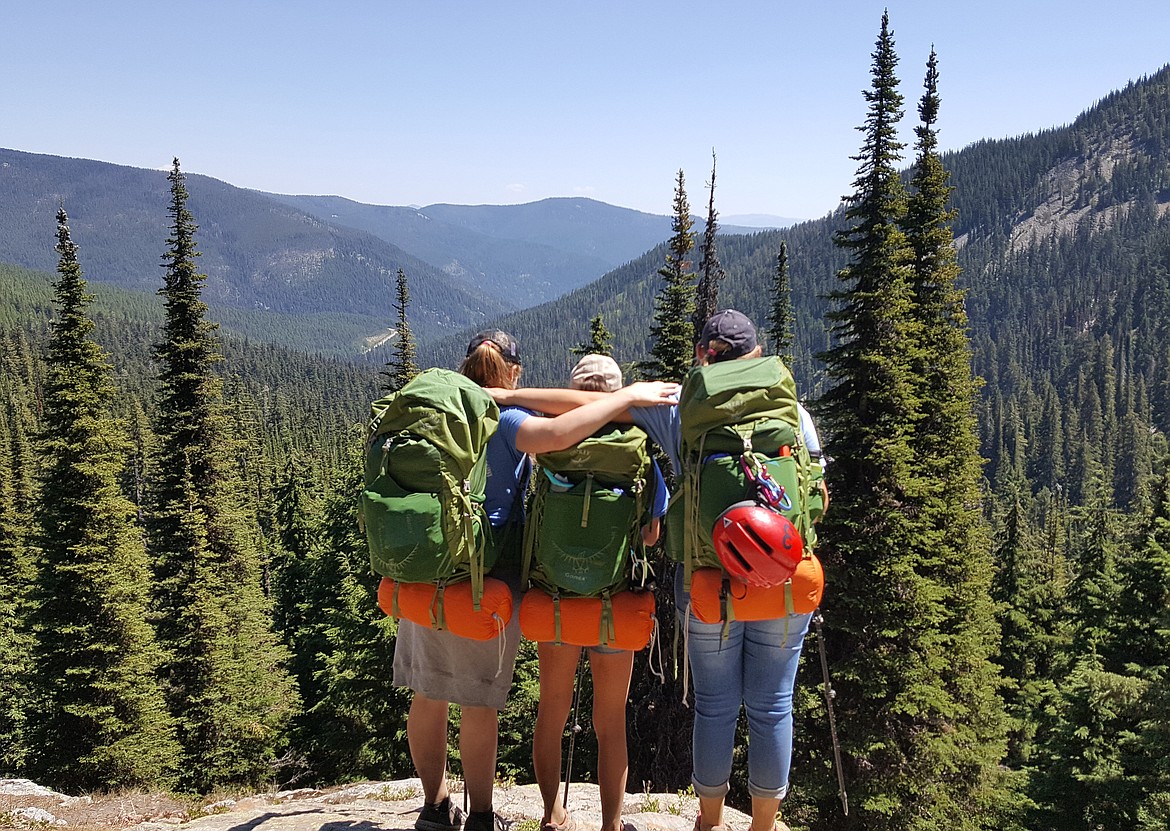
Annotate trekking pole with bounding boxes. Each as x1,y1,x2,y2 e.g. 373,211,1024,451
813,611,848,816
563,649,586,810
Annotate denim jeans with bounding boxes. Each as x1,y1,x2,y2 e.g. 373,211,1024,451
676,569,812,801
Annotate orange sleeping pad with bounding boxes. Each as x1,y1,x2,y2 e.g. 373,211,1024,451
378,577,513,641
519,588,656,650
689,554,824,624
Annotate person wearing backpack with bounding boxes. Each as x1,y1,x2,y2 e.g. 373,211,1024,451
528,354,669,831
487,312,826,831
397,331,681,831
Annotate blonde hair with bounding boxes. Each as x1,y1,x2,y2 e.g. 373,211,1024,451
460,342,521,389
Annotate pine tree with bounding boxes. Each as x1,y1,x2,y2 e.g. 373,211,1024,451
767,241,795,367
640,169,697,383
692,150,726,337
808,18,1005,830
571,314,615,357
29,207,179,790
0,390,36,774
381,269,419,393
145,160,297,791
300,450,411,780
901,45,1010,814
990,494,1067,770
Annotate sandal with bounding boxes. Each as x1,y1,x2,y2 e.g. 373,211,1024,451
540,812,578,831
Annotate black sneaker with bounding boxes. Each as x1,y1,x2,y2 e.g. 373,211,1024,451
416,796,464,831
464,810,510,831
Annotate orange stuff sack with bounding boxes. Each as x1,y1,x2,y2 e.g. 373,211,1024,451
519,588,656,650
690,556,824,624
378,577,513,641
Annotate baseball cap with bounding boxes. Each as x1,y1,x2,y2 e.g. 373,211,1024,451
466,329,521,365
569,354,623,392
699,309,758,362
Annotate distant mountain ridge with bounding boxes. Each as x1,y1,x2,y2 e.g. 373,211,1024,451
0,152,688,354
0,149,509,348
264,194,669,310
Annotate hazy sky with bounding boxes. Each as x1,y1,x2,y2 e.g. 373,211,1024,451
4,1,1168,220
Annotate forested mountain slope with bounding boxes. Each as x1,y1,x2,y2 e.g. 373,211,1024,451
463,66,1170,468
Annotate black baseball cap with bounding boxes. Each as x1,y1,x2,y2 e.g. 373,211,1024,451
466,329,521,365
699,309,758,361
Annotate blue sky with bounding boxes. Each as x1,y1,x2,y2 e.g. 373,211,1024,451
4,1,1168,220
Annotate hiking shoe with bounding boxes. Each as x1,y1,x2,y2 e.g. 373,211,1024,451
465,810,511,831
416,797,464,831
539,812,577,831
692,816,726,831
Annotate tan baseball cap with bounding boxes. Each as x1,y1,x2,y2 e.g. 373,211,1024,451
569,354,622,392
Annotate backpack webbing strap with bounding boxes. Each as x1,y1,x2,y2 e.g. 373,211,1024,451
429,584,448,632
784,579,795,616
719,575,734,641
553,594,563,645
682,432,710,593
391,581,402,619
581,473,593,527
599,592,616,647
460,499,485,612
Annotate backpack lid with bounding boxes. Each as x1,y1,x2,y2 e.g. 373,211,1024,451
369,368,500,478
678,356,800,449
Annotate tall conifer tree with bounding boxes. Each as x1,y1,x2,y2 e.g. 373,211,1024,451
810,18,1005,830
768,241,795,367
382,268,419,393
640,169,697,382
901,46,1009,814
693,150,726,337
146,160,296,791
29,208,179,790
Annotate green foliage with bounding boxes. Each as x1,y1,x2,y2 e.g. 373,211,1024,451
806,18,1007,830
28,208,179,790
693,151,726,337
300,451,412,781
382,269,420,393
640,170,697,383
767,241,794,367
0,332,39,773
145,161,297,791
571,314,614,358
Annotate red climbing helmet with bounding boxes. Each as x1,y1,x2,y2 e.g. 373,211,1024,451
712,501,803,588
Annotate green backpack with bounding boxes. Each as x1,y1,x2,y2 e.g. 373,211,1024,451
523,423,653,603
359,368,500,608
666,356,821,591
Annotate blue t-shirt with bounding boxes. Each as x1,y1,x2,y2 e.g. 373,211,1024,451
648,461,669,519
485,406,533,526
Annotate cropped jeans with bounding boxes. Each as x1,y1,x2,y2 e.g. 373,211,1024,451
677,569,812,801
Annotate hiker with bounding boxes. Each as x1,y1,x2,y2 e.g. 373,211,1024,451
529,354,670,831
396,330,680,831
487,311,827,831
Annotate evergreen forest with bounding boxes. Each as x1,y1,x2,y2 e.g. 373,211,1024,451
3,16,1170,831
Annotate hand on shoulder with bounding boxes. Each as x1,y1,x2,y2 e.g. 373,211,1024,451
483,387,513,405
619,381,681,408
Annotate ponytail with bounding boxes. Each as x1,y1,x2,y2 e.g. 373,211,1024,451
460,342,520,389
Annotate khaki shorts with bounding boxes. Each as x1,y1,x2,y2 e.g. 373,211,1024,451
392,579,523,710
